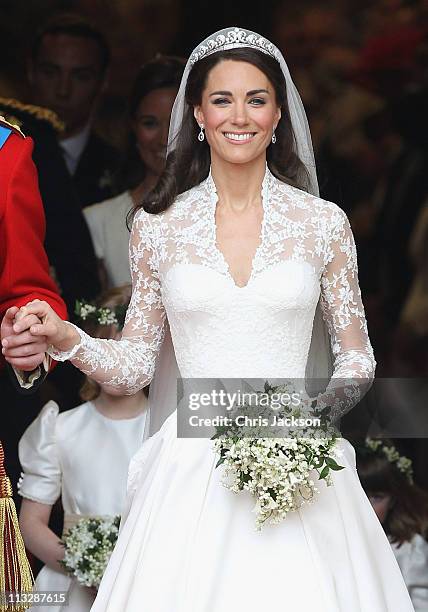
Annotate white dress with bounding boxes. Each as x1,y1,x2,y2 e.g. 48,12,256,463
391,534,428,611
50,168,414,611
83,191,133,287
18,400,147,612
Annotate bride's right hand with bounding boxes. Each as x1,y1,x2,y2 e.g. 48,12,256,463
2,300,80,355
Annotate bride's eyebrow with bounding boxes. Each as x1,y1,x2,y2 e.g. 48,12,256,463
209,89,269,96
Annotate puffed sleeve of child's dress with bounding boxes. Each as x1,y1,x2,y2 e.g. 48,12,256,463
18,400,61,505
392,534,428,611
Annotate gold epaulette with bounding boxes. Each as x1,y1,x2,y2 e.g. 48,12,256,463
0,114,25,137
0,97,65,133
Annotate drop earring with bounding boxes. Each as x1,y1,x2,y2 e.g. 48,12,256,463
198,124,205,142
271,129,277,144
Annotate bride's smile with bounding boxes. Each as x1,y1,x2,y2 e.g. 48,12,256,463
222,131,257,143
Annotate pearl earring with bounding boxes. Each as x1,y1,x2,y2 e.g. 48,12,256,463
198,124,205,142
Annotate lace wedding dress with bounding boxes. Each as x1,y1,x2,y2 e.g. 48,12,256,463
51,168,413,611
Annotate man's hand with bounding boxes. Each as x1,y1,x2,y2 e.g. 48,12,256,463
1,306,47,371
2,300,78,363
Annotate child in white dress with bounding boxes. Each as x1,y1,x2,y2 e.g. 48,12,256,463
18,287,148,612
356,438,428,611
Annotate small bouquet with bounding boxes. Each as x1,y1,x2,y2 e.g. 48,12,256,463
74,299,127,330
212,381,344,529
60,516,120,587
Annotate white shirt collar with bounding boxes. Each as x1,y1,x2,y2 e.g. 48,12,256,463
60,123,91,175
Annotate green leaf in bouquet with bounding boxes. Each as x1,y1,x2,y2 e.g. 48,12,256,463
319,465,330,479
266,487,277,501
325,457,345,471
215,456,226,468
74,299,82,317
239,472,251,485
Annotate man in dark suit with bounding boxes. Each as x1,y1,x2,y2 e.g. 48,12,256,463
28,13,120,208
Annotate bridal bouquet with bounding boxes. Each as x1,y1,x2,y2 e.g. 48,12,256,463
60,516,120,587
212,381,344,529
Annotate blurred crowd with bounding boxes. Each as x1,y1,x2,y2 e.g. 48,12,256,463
270,0,428,377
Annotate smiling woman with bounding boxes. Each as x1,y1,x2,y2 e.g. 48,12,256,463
82,56,185,289
140,46,309,216
195,62,280,159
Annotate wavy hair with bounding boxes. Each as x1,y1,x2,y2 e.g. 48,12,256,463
133,47,309,217
357,443,428,545
79,285,132,401
115,55,186,195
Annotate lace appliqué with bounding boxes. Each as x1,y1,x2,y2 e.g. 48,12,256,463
48,167,375,416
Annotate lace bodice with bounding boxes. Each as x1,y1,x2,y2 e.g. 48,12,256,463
49,167,375,417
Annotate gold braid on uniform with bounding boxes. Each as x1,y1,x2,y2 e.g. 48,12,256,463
0,442,33,611
0,98,64,133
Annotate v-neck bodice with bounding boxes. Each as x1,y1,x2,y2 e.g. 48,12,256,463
205,166,270,289
49,167,375,391
157,166,320,294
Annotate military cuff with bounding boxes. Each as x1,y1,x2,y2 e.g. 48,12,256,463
12,353,50,389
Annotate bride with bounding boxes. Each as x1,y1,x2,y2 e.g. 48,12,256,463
4,27,414,611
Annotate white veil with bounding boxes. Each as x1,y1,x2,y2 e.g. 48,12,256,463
144,27,333,440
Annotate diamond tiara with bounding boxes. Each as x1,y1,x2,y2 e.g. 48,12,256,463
189,27,281,66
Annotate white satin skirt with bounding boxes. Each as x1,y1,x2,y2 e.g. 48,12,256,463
91,411,414,611
29,567,95,612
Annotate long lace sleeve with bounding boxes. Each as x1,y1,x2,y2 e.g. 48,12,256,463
314,206,376,422
48,211,166,394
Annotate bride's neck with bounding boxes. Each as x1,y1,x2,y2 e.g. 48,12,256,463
210,154,266,212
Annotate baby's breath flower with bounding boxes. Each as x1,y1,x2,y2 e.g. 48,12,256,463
98,308,118,326
74,299,127,330
364,438,413,483
213,381,343,530
60,516,120,587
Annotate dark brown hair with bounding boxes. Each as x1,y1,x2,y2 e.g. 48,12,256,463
133,47,309,217
79,285,132,402
115,55,186,194
357,444,428,545
31,13,110,73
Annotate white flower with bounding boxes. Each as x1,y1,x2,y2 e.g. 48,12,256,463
212,381,345,529
61,516,120,587
79,304,96,320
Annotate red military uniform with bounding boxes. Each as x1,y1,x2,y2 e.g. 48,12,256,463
0,117,68,597
0,118,67,374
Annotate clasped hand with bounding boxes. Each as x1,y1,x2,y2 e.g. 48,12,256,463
1,300,77,370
